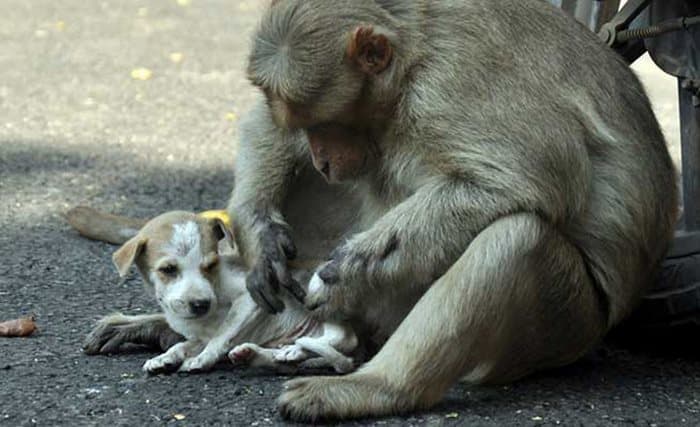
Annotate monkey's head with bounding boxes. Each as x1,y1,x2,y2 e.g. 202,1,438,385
247,0,399,181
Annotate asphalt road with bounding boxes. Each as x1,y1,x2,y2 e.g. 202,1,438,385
0,1,698,426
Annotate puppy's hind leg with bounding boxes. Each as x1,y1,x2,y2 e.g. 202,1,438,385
83,313,183,355
229,343,296,372
278,213,607,421
293,322,357,373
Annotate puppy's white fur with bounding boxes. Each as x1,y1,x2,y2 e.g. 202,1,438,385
113,211,357,374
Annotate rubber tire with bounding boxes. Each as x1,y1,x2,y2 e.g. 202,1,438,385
629,254,700,328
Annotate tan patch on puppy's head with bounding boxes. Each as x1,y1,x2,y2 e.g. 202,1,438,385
112,211,198,278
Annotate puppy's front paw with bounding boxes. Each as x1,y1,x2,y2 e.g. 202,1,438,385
143,353,182,374
228,343,260,365
178,352,217,373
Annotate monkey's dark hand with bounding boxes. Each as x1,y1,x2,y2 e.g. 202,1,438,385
305,233,400,317
246,222,306,314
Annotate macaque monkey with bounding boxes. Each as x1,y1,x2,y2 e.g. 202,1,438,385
86,0,678,421
230,0,678,421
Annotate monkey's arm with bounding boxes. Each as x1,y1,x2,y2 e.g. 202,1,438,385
228,99,309,313
307,178,531,315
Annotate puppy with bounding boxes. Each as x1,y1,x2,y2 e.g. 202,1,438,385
80,209,357,374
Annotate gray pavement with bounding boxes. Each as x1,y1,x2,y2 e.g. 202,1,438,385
0,1,699,426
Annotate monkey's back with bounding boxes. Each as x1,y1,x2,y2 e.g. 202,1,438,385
399,0,678,326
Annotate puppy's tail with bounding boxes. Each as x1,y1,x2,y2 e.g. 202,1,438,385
63,206,147,245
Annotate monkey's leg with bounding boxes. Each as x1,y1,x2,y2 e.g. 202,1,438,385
83,313,183,355
279,213,607,421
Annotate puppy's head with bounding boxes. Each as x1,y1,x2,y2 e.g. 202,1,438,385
112,211,235,320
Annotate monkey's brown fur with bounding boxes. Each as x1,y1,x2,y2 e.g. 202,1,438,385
87,0,679,421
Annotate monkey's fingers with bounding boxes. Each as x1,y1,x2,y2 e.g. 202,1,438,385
278,233,297,260
318,261,340,285
263,222,297,260
252,287,285,314
285,279,307,304
272,260,306,303
246,268,285,314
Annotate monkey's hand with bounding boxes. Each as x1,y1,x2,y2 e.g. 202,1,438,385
307,180,517,318
246,221,306,314
305,234,398,317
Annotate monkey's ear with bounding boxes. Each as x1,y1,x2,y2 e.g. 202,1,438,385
347,26,393,75
112,236,147,278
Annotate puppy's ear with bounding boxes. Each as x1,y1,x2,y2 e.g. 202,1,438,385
112,236,147,277
210,218,235,250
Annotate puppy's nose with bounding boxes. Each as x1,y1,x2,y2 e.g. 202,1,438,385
189,299,211,316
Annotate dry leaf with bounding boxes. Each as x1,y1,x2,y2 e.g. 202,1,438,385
225,112,237,122
56,21,66,31
130,68,152,81
0,316,37,337
176,0,191,6
173,414,186,421
169,52,184,63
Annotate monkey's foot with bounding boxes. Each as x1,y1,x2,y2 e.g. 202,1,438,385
278,374,412,422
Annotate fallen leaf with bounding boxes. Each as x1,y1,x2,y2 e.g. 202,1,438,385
56,21,66,31
445,412,459,419
169,52,184,63
0,316,37,337
130,68,152,81
173,414,186,421
176,0,191,6
225,112,237,122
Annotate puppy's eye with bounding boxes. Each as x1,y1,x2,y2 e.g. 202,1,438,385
202,257,219,272
158,264,178,277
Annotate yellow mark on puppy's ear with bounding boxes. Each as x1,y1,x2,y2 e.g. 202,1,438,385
198,210,232,230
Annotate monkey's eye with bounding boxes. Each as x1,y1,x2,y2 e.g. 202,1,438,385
158,264,178,277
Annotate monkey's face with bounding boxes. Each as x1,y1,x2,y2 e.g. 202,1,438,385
247,0,395,183
306,124,375,184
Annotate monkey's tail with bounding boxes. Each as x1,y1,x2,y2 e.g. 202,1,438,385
63,206,147,245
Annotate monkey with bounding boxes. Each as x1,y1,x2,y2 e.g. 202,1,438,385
84,0,678,422
228,0,678,421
